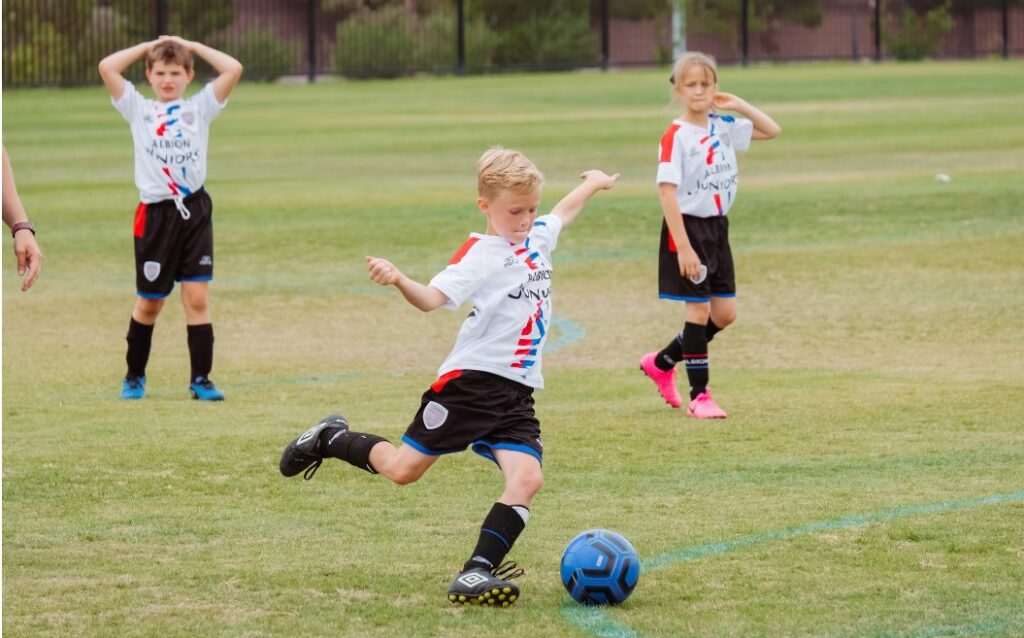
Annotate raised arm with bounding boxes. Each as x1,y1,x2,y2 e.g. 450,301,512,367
166,37,243,103
98,40,157,101
712,92,781,140
366,256,449,313
549,170,620,228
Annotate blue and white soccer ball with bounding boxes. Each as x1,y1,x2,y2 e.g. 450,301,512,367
560,529,640,605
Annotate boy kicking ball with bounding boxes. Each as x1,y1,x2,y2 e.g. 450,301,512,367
280,148,618,606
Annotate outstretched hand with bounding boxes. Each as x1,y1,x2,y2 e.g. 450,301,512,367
580,169,620,191
366,256,403,286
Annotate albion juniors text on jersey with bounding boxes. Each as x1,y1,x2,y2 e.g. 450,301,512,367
113,81,226,204
656,113,753,218
429,214,564,390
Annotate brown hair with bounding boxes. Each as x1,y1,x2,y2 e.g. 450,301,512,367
146,40,194,72
476,147,544,199
670,51,718,90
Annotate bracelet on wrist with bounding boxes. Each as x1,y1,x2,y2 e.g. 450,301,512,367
11,221,35,238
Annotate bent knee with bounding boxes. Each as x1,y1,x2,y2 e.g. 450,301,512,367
515,471,544,497
387,466,424,486
715,310,737,327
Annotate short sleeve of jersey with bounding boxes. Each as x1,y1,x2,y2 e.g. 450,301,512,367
429,240,489,310
111,81,144,122
728,117,754,151
656,123,684,185
527,214,563,256
193,83,227,122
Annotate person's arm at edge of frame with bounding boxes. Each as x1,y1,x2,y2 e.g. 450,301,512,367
2,146,44,291
98,39,157,101
365,256,450,313
549,169,620,229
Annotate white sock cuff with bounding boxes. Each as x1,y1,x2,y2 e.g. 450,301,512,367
511,504,530,524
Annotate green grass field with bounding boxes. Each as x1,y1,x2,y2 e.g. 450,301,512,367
3,60,1023,637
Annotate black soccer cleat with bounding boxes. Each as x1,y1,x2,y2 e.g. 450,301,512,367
279,413,348,480
447,562,524,608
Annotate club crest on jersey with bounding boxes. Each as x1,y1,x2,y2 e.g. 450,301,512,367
423,401,449,430
720,132,732,147
181,111,195,125
143,261,161,282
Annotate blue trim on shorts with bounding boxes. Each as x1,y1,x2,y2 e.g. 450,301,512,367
709,292,736,298
400,434,463,456
471,440,543,466
137,290,170,299
179,275,213,282
659,293,709,303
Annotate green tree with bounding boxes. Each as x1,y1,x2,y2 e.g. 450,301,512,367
883,0,954,60
688,0,823,55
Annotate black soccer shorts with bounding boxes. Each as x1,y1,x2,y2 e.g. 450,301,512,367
401,370,543,465
657,214,736,302
133,189,214,299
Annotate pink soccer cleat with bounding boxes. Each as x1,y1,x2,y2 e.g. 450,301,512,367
640,352,683,408
686,389,727,419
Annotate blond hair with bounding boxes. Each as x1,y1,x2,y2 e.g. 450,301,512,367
476,147,543,199
670,51,718,91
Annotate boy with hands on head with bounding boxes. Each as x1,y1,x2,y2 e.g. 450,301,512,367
99,35,242,401
281,148,618,606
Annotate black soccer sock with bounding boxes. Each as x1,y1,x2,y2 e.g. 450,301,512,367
705,319,723,343
318,427,389,474
654,330,686,371
462,503,529,573
681,321,710,399
125,318,155,378
187,323,214,381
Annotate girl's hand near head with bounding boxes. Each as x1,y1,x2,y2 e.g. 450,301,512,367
712,92,745,112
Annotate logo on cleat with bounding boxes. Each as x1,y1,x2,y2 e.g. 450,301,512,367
297,424,323,446
456,572,489,588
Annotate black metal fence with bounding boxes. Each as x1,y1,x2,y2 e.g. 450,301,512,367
4,0,1022,87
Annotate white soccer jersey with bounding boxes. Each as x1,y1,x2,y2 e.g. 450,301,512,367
656,113,753,218
429,214,564,389
112,81,226,203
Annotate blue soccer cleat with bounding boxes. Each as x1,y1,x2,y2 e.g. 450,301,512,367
121,375,146,400
189,376,225,401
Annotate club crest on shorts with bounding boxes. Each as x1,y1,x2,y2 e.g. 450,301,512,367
143,261,161,282
423,401,449,430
